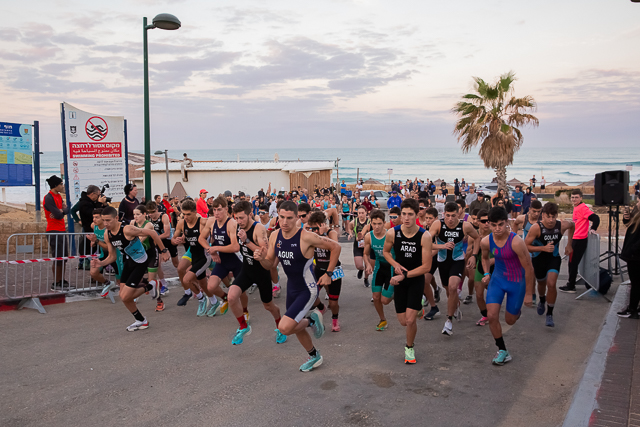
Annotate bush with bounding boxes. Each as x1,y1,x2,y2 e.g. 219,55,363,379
554,189,572,197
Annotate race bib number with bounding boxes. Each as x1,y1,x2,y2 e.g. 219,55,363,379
332,266,344,280
357,239,365,248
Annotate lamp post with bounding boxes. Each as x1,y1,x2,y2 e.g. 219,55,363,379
143,13,181,202
154,149,171,196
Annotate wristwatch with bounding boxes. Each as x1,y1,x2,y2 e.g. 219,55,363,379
161,248,168,254
403,270,408,279
325,270,334,278
245,238,251,244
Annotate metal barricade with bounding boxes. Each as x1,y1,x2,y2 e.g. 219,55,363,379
2,232,117,313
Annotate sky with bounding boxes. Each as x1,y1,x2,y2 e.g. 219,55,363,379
1,0,639,152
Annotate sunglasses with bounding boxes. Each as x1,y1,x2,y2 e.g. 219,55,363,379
419,206,427,210
309,226,320,232
258,211,267,215
479,219,488,223
298,214,307,218
389,215,398,219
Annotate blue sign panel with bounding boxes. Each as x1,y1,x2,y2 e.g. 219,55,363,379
0,122,33,186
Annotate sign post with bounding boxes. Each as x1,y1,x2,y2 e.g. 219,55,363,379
387,168,393,187
34,121,41,222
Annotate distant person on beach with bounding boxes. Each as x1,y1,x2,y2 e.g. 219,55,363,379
511,186,524,219
340,180,346,195
529,175,537,189
540,177,546,192
44,175,69,290
118,183,139,223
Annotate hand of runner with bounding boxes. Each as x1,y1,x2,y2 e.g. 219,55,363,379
390,274,404,286
238,229,247,242
318,273,332,287
466,256,475,270
320,223,329,234
564,244,573,256
212,254,221,264
482,273,491,285
253,247,264,261
347,234,353,240
207,247,218,256
87,234,97,243
524,293,533,307
161,252,170,263
444,242,455,250
173,236,184,245
543,242,555,253
90,259,100,269
365,265,373,276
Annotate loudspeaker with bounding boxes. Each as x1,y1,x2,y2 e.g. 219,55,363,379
595,170,630,206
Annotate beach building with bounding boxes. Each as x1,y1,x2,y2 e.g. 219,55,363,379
141,159,335,198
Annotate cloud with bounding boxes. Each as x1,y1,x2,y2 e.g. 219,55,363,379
215,6,298,30
51,33,95,46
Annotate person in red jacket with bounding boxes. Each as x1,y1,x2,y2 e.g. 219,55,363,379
197,189,209,218
43,175,70,290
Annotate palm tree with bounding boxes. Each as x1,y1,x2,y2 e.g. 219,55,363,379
452,71,539,193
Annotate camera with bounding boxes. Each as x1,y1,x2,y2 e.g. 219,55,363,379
101,183,112,203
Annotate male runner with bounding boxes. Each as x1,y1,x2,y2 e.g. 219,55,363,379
422,207,442,320
385,207,402,230
88,208,121,297
430,202,479,336
383,199,432,364
525,202,574,327
131,205,162,311
416,199,430,228
147,201,176,307
469,209,493,326
92,207,169,331
228,201,287,345
512,199,542,304
349,206,370,287
481,207,535,365
254,201,341,372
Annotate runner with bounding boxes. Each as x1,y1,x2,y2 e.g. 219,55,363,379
348,206,371,287
92,206,170,331
429,202,480,336
228,201,287,345
130,205,162,310
382,198,432,364
254,201,341,372
385,207,402,230
88,208,121,297
469,209,493,326
481,207,535,365
524,202,574,327
422,207,441,320
308,211,344,332
363,209,394,330
459,200,477,305
416,198,430,228
512,199,543,304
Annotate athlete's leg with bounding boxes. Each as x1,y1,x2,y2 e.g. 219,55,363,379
120,285,147,313
423,274,436,306
206,273,227,299
447,276,462,317
402,308,418,346
228,283,244,319
372,292,386,320
171,256,179,269
546,272,559,306
487,303,503,338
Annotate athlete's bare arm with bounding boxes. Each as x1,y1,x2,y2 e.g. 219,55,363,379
94,231,116,267
214,219,240,253
254,231,277,270
382,227,404,273
158,214,171,240
363,232,373,275
480,236,491,284
199,218,215,252
512,236,535,306
463,222,481,268
410,231,432,278
562,220,575,256
171,219,185,246
123,225,168,260
513,215,525,234
524,223,543,253
301,229,341,286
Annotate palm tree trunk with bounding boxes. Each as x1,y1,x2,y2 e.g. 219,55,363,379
495,166,508,194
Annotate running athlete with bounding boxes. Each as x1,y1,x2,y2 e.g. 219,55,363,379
308,211,344,332
172,200,223,317
228,201,287,345
469,209,494,326
416,199,430,228
513,200,542,238
481,207,535,365
93,206,169,331
429,202,480,336
349,206,371,287
202,196,245,319
131,205,161,309
146,201,175,309
266,201,284,298
363,209,394,331
383,199,432,364
88,208,121,297
422,207,441,320
524,202,574,327
461,208,480,306
254,201,341,372
385,207,402,230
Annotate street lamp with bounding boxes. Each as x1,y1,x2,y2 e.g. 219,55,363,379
143,13,181,202
154,149,171,196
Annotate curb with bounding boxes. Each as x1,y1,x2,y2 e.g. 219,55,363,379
562,283,627,427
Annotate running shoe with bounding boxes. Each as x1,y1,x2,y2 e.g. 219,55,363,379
100,281,114,298
476,316,488,326
442,319,453,336
363,277,370,288
150,282,160,299
272,285,281,298
546,315,555,327
206,299,222,317
617,307,632,318
424,306,440,320
155,300,165,312
196,297,210,317
160,285,169,296
371,297,374,303
421,295,427,307
559,284,576,294
308,309,325,339
463,295,473,305
248,284,257,294
417,308,425,320
177,293,192,306
434,286,441,303
404,346,416,364
275,329,287,344
537,299,545,316
126,318,149,332
454,307,463,321
357,270,363,279
532,294,537,305
376,320,388,331
231,326,252,345
219,300,229,315
244,311,250,323
331,318,340,332
325,294,329,300
492,350,512,366
300,352,323,372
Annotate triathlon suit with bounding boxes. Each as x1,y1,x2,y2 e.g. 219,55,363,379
276,228,317,322
531,220,563,281
342,202,351,221
369,230,394,299
184,217,211,280
95,224,122,279
108,224,149,288
210,218,243,280
352,218,370,257
436,219,466,284
135,220,159,273
474,238,494,282
313,233,342,301
151,214,177,258
392,225,426,313
486,232,526,315
233,222,272,303
522,214,534,240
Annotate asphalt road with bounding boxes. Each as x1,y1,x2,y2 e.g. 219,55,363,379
0,239,614,427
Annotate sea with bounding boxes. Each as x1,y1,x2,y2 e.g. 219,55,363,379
4,146,639,205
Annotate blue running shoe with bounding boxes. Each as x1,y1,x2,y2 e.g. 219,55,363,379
232,326,252,345
546,314,554,327
492,350,512,366
206,299,221,317
275,329,287,344
308,309,325,339
537,300,545,316
196,297,210,317
160,285,169,296
300,352,323,372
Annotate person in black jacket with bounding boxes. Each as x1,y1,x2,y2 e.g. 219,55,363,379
75,185,107,269
118,183,139,223
618,210,640,319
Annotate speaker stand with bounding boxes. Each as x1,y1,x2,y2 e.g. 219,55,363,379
599,205,626,281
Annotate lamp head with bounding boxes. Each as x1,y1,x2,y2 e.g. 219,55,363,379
152,13,181,30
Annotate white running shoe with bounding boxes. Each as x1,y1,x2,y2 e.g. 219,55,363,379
126,318,149,332
248,284,257,294
455,307,462,322
442,319,453,336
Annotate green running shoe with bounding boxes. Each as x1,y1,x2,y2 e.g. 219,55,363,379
231,326,252,345
404,346,416,364
299,352,323,372
206,299,222,317
275,329,287,344
492,350,512,366
308,309,325,339
196,297,210,317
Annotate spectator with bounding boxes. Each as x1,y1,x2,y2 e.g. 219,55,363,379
387,190,402,209
43,175,69,289
635,180,640,201
74,185,107,269
540,176,546,192
340,180,347,195
530,174,537,189
196,189,209,217
624,204,639,226
454,179,460,197
362,197,373,212
511,186,524,219
161,193,174,216
153,195,166,214
118,183,139,223
618,209,640,318
465,187,478,206
522,187,536,213
469,191,490,214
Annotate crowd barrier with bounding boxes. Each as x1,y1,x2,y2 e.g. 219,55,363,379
2,232,117,313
